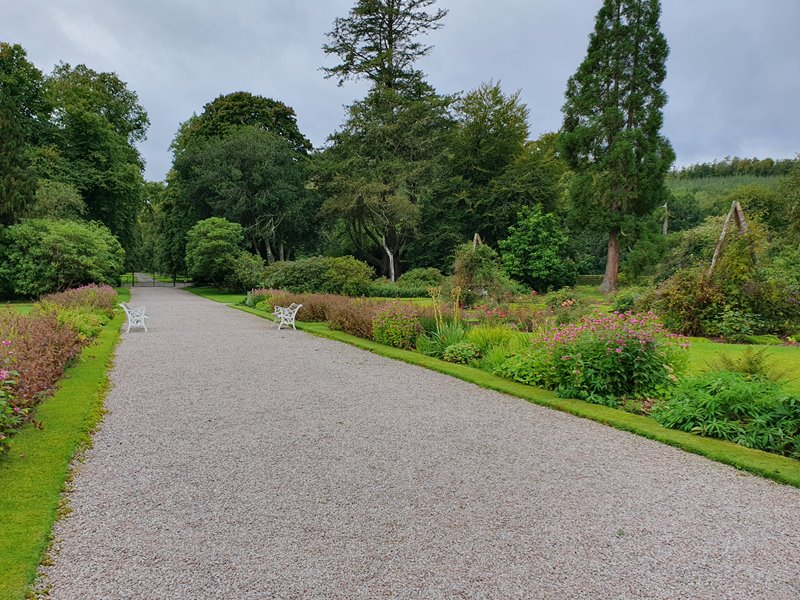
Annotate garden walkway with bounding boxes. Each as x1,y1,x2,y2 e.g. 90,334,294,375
45,287,800,599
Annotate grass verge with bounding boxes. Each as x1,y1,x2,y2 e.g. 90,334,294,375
0,288,129,600
186,286,800,489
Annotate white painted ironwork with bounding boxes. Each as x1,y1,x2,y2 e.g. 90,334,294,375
273,303,302,330
120,303,149,333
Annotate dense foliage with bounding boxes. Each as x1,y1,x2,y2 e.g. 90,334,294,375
652,372,800,458
0,219,124,297
185,217,245,287
499,206,577,292
262,256,374,296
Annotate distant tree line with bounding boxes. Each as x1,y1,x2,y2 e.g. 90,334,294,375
671,156,799,179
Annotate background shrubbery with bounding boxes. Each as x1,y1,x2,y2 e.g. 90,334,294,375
262,255,373,296
0,219,125,297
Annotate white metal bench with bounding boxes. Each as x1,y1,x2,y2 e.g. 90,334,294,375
273,303,302,330
119,302,149,333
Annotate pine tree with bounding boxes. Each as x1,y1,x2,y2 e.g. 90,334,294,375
322,0,447,92
561,0,674,292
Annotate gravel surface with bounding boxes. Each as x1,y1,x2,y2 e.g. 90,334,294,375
44,287,800,599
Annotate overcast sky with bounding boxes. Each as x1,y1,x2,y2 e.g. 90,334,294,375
3,0,799,181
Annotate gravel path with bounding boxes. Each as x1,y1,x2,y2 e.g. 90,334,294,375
44,287,800,599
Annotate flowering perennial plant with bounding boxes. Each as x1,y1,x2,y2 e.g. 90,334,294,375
499,312,689,406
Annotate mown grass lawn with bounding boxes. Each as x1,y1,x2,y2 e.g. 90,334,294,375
686,337,800,393
4,302,34,315
0,288,129,600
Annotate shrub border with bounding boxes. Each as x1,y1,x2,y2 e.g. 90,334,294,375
0,288,129,600
213,297,800,489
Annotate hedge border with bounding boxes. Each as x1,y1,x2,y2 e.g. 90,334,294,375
0,288,129,600
205,295,800,489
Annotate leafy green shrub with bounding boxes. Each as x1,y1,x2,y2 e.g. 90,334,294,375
185,217,244,287
612,288,648,313
372,305,420,350
453,243,517,305
0,219,125,298
225,251,266,293
443,342,481,364
397,267,444,290
262,255,373,296
651,372,800,458
712,307,763,342
499,206,577,292
498,312,688,406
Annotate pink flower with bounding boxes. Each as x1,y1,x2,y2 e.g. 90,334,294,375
1,340,10,347
615,348,623,353
0,369,9,380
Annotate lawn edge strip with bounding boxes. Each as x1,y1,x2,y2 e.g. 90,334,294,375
0,288,130,600
192,293,800,489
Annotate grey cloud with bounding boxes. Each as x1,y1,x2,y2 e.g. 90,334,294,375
2,0,797,180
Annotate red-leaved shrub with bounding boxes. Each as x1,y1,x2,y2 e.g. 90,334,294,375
0,309,85,408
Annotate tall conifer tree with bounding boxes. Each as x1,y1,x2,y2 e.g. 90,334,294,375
561,0,674,292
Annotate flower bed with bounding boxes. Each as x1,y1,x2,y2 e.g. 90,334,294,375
0,285,117,451
498,312,689,407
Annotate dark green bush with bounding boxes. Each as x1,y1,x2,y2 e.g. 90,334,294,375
611,288,649,313
0,219,125,298
185,217,244,287
225,251,266,293
651,372,800,458
262,255,373,296
499,206,577,292
442,341,481,364
396,267,444,290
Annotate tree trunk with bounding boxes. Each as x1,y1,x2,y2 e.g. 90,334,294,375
265,243,274,264
278,242,285,262
599,229,620,293
382,235,395,282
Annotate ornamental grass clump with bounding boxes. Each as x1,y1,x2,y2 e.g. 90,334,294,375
499,312,688,407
